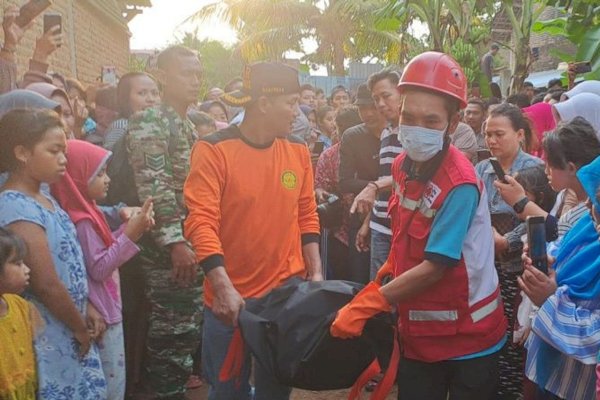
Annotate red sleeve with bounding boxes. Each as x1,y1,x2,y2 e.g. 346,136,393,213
184,141,226,272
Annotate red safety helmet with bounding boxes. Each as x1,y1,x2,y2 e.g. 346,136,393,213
397,51,468,109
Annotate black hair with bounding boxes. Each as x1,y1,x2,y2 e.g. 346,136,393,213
367,68,400,92
506,93,531,109
335,106,362,137
0,109,65,173
300,84,314,93
531,93,546,105
546,88,564,103
157,45,197,70
490,83,502,100
523,81,534,89
548,79,563,89
188,110,216,129
486,97,501,107
515,166,557,213
491,44,500,51
315,88,324,96
467,97,487,112
488,103,534,152
0,228,26,273
330,85,349,99
316,105,334,124
116,72,157,118
543,117,600,170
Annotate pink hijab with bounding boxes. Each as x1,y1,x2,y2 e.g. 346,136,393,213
50,140,119,301
524,102,556,157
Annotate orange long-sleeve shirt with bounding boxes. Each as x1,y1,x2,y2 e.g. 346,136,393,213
184,125,320,308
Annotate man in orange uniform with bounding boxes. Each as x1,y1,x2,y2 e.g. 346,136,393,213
184,62,322,400
331,52,507,399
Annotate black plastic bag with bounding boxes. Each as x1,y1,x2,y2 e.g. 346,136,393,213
238,277,394,390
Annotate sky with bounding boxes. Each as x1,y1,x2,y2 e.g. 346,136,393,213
129,0,238,50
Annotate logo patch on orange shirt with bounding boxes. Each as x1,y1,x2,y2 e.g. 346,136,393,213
281,170,297,190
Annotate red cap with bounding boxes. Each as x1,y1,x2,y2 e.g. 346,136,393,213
397,51,468,109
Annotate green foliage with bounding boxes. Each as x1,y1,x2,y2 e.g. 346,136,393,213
128,55,147,73
175,31,244,98
449,38,479,85
532,0,600,80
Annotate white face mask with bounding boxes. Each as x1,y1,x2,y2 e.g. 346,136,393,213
398,124,447,162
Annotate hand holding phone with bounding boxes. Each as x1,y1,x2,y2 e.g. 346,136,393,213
526,216,548,274
15,0,52,28
489,157,508,183
573,61,592,75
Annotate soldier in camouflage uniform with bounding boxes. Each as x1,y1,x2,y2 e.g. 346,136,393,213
126,45,203,399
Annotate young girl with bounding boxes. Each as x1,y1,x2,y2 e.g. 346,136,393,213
0,109,107,398
51,139,154,399
0,228,42,400
316,105,337,148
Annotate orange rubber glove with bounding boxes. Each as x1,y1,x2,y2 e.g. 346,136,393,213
330,281,392,339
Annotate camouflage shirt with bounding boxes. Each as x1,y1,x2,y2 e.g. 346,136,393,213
127,105,197,248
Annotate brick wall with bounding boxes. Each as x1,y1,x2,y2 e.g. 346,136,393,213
530,7,576,72
2,0,130,86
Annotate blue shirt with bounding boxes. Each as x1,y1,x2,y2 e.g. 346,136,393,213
424,184,479,266
475,150,543,215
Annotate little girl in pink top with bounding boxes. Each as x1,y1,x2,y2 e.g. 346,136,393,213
51,139,154,399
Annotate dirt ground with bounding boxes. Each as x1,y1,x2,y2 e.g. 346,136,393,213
187,386,397,399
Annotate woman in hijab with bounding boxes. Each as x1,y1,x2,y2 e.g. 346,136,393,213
553,93,600,136
26,82,78,138
563,80,600,100
524,102,557,157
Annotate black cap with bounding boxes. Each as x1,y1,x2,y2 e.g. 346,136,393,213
354,83,373,106
221,62,300,107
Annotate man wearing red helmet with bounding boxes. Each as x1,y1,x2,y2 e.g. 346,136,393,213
331,52,507,399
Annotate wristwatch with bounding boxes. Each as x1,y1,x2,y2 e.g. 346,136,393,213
513,197,529,214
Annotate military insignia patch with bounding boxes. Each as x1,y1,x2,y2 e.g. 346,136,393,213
281,170,297,190
144,153,166,172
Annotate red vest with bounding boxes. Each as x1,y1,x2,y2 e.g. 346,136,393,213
389,146,507,362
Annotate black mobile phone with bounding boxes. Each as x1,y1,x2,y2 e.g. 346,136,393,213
43,13,61,34
477,149,491,161
573,61,592,75
489,157,507,183
312,141,325,156
527,216,548,274
15,0,52,28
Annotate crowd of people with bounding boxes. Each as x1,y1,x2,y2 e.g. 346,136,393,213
2,5,600,400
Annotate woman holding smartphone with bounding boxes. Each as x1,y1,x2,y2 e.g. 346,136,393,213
475,103,543,399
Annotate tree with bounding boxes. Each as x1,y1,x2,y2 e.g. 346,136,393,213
533,0,600,80
176,31,244,98
502,0,551,94
188,0,402,76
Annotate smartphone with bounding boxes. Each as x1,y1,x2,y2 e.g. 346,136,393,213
15,0,52,28
527,216,548,274
101,66,117,86
573,61,592,75
489,157,507,183
312,141,325,156
477,149,491,161
43,12,61,34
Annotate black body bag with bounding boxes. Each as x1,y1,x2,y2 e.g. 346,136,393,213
238,277,394,390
